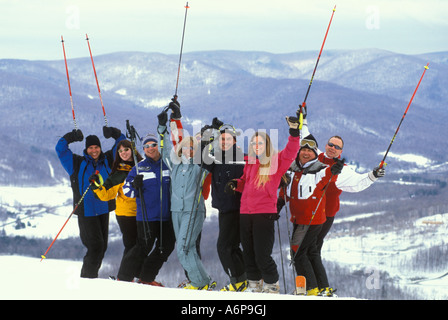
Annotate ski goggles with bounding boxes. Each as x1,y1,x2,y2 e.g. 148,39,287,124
300,139,317,149
143,143,158,149
118,147,130,153
327,142,343,150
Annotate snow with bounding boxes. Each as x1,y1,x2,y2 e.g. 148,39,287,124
0,255,355,300
378,151,433,167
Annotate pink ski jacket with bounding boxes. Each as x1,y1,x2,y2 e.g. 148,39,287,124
236,135,301,214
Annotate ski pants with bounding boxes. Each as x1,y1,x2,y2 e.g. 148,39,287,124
240,214,279,284
217,210,246,284
172,210,211,287
116,215,137,272
117,220,175,283
293,223,329,290
78,213,109,278
316,216,335,254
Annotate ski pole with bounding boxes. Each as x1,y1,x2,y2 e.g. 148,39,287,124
173,2,190,102
276,218,287,294
126,120,151,243
40,172,98,262
86,34,108,127
298,5,336,124
379,63,429,168
61,36,78,130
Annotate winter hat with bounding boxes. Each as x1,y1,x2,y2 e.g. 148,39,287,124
300,134,318,156
85,135,101,149
143,133,158,145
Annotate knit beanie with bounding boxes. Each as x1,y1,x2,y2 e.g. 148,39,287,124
143,133,158,145
85,135,101,149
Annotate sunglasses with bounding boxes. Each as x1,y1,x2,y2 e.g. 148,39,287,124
250,141,265,146
300,139,317,149
182,146,195,151
118,147,130,153
143,143,158,149
327,142,342,150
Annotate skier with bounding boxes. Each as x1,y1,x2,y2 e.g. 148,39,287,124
278,133,342,296
118,129,175,286
199,118,247,292
158,101,215,290
225,115,302,293
279,112,386,296
55,125,125,278
89,139,143,276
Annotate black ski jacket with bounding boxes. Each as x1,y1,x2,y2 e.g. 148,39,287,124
200,143,245,214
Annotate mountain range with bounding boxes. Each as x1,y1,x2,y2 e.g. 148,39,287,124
0,48,447,185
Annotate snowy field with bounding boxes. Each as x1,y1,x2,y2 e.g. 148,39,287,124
0,255,356,301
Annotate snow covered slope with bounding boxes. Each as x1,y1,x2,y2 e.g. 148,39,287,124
0,255,356,301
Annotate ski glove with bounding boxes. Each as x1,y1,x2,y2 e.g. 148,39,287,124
168,101,181,119
330,158,345,175
372,166,386,178
285,116,302,137
132,174,144,189
224,179,238,194
63,129,84,144
103,126,121,139
157,110,168,126
296,103,307,120
211,117,224,130
89,173,103,189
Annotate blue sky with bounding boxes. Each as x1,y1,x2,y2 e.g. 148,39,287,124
1,0,447,60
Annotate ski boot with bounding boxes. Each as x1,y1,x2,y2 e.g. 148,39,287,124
246,280,263,293
262,281,280,294
220,280,248,292
306,287,320,296
319,287,337,297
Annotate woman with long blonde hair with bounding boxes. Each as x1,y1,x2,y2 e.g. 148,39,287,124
226,116,302,293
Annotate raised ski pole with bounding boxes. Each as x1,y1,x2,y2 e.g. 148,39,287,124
61,36,78,130
86,34,108,127
173,2,190,102
298,5,336,124
40,172,98,262
379,63,430,168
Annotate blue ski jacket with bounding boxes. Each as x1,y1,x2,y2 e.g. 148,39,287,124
122,140,171,222
55,134,125,217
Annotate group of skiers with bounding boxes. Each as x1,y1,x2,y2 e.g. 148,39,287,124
55,100,385,296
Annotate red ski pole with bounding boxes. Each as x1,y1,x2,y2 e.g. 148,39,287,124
40,173,97,262
86,34,108,127
61,36,78,130
298,5,336,127
379,63,430,168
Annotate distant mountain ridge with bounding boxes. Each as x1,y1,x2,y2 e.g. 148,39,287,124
0,48,446,185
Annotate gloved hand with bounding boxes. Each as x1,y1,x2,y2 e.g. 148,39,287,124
63,129,84,144
296,103,307,120
224,179,238,194
103,126,121,139
132,174,144,189
331,158,345,175
89,172,103,189
372,166,386,178
157,110,168,126
285,116,302,137
211,117,224,129
277,197,286,214
168,101,181,119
